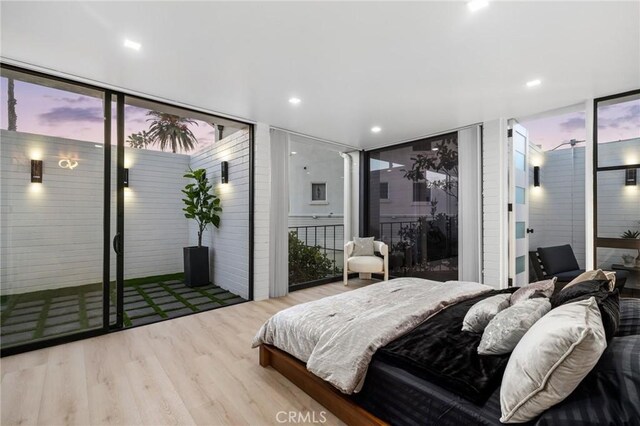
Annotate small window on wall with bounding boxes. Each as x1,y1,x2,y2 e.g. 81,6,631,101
412,181,431,202
311,182,327,203
380,182,389,200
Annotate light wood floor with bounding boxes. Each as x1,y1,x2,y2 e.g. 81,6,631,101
1,279,374,426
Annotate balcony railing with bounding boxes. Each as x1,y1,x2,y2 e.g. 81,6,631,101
288,224,344,289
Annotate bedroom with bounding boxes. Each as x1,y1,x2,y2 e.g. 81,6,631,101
1,1,639,425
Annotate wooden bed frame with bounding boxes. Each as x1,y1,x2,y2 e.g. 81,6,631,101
259,344,387,426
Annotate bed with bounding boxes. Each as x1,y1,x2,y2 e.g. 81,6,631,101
254,278,640,425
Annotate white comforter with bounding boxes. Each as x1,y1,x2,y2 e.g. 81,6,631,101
252,278,492,394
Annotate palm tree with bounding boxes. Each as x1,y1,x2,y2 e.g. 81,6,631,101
7,78,17,131
146,111,198,153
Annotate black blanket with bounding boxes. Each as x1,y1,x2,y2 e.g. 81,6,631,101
374,288,516,405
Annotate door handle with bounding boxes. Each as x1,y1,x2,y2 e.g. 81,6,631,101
113,233,122,255
526,228,534,234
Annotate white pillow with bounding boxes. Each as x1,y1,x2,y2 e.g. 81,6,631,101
462,293,511,333
478,298,550,355
510,278,556,305
500,297,607,423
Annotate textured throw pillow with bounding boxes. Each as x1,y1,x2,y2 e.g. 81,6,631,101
552,281,620,343
551,279,610,308
352,237,375,257
478,298,551,355
604,271,617,291
462,293,512,333
499,297,607,423
510,278,557,305
563,269,610,291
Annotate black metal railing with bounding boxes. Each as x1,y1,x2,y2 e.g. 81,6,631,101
288,224,344,289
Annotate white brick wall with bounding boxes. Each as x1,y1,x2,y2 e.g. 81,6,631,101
189,129,250,299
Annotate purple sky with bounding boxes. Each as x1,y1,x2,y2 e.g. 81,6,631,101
0,77,216,152
521,99,640,151
1,77,639,152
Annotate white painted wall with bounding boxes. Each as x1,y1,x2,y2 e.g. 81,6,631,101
288,136,344,218
189,129,251,299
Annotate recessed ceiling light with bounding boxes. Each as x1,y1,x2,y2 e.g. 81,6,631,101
526,79,542,88
289,97,301,105
124,39,141,51
467,0,489,12
371,126,382,133
290,151,297,155
431,147,439,151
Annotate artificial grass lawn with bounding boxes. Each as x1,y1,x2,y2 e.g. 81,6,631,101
1,273,246,347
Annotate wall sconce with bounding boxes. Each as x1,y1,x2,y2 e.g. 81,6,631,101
123,168,130,187
221,161,229,184
31,159,43,183
625,168,637,186
533,166,541,187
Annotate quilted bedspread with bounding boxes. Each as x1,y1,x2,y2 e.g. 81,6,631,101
252,277,492,394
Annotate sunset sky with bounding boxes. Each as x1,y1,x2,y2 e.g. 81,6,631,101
1,77,639,152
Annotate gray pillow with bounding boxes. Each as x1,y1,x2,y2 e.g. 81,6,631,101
500,297,607,423
478,298,551,355
352,237,375,257
462,294,512,333
510,277,557,305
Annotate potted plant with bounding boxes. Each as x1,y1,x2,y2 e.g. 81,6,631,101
620,229,640,268
182,168,222,287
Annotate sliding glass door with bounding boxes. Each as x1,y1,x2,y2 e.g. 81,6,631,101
0,67,111,351
365,132,459,281
1,65,253,355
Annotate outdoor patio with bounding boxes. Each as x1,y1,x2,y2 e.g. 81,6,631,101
0,273,245,346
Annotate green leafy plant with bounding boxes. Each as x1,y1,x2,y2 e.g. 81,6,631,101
182,168,222,247
127,130,152,149
288,232,333,284
147,111,199,153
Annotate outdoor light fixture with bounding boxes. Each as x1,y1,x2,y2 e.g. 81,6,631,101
123,168,130,187
534,166,541,187
221,161,229,184
31,159,43,183
625,168,637,186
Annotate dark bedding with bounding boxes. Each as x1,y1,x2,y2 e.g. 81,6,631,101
375,288,516,404
354,298,640,426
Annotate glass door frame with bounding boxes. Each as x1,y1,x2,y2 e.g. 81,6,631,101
0,63,255,357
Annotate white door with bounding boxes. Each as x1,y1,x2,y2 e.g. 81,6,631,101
508,122,530,286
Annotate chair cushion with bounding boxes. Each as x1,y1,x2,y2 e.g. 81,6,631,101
347,256,383,273
537,244,580,275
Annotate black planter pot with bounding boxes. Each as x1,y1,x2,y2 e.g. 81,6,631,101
183,246,210,287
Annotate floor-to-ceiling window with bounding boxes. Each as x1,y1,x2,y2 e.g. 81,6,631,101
594,90,640,295
365,132,459,281
287,133,345,289
0,65,253,354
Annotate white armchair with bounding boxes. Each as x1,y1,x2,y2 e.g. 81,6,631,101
343,240,389,286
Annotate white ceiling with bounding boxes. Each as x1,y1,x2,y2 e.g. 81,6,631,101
1,1,639,149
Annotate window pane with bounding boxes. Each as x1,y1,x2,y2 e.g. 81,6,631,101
596,169,640,238
596,93,640,168
368,132,458,281
596,247,639,292
516,222,526,239
516,186,526,204
515,151,526,171
516,255,526,274
1,68,106,349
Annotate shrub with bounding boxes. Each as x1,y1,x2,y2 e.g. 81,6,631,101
288,231,333,284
